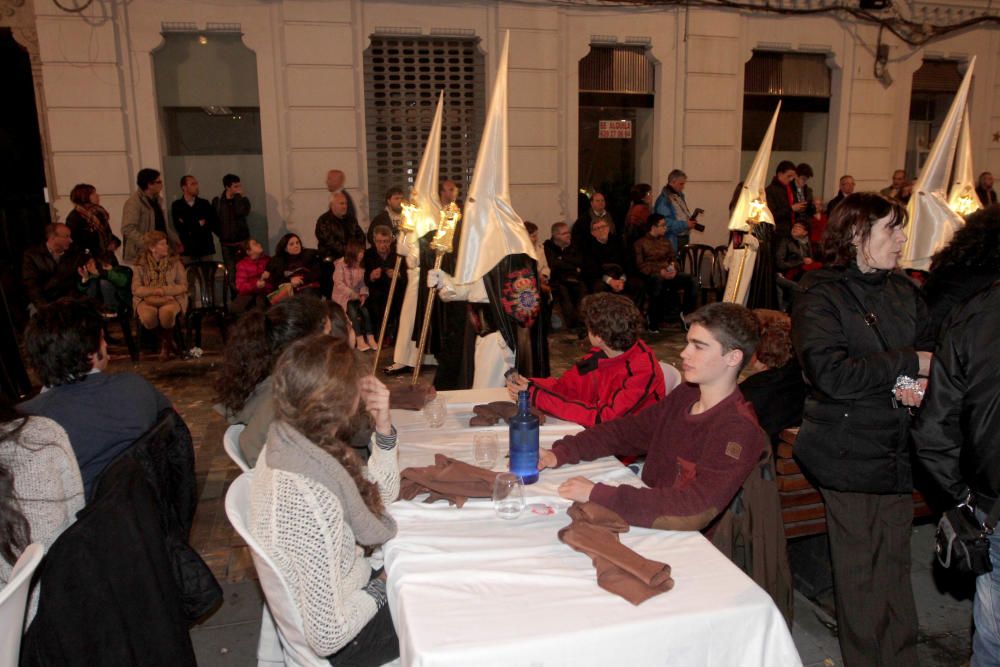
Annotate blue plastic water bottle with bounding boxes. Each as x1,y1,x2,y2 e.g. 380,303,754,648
509,390,539,484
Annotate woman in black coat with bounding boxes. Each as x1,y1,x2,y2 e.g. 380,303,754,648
791,193,933,667
266,233,323,299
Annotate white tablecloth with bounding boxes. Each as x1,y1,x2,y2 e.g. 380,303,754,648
386,389,801,667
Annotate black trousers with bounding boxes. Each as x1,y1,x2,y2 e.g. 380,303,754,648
645,273,697,327
326,602,399,667
821,489,920,667
551,279,587,329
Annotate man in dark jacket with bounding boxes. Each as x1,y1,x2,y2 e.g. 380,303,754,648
211,174,251,296
22,223,81,313
764,161,802,240
581,218,629,297
363,224,406,343
792,163,816,226
316,191,365,261
171,175,218,263
316,191,365,298
544,222,586,330
913,280,1000,666
367,186,404,246
825,174,855,216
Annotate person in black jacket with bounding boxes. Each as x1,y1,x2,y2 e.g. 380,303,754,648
825,174,855,217
316,191,365,298
921,204,1000,339
212,174,251,296
912,280,1000,666
363,224,406,344
792,193,933,667
738,308,806,443
22,223,82,313
976,171,998,206
544,222,587,331
171,175,219,263
266,233,323,299
581,218,629,298
764,160,802,241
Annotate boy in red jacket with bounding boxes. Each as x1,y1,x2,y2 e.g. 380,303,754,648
506,293,665,427
233,238,272,313
538,302,765,531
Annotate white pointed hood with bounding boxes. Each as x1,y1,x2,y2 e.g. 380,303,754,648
410,91,445,237
453,31,536,285
902,57,975,270
729,102,780,232
946,105,982,216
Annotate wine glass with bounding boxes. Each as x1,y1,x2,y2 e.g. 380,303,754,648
473,433,498,469
493,472,525,520
422,397,447,428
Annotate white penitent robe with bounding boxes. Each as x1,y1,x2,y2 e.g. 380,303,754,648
394,233,435,368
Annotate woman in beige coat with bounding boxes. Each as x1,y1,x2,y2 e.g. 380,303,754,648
132,230,188,360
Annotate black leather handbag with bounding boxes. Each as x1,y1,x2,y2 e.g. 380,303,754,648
935,495,999,576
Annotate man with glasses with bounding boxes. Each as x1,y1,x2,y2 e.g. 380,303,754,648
122,168,180,264
582,217,629,298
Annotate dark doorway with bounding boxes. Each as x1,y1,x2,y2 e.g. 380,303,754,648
0,28,48,399
578,45,655,224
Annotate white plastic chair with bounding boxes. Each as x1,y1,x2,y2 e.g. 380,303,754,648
659,361,683,394
0,543,44,667
225,473,327,667
224,424,252,473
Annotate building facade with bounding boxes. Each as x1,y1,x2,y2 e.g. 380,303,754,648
6,0,1000,249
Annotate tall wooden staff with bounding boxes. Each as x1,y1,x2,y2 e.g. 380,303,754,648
725,193,767,303
411,203,461,385
372,201,419,373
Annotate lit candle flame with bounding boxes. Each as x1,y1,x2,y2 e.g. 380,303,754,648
951,186,979,217
400,201,419,233
431,202,461,253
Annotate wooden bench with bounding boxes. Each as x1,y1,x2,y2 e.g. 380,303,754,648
776,428,932,539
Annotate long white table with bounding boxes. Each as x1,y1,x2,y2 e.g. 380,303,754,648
385,389,801,667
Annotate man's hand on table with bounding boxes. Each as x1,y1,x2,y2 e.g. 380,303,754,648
558,476,595,503
538,448,557,470
505,372,529,400
359,375,393,436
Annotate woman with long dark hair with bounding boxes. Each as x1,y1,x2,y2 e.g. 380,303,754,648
0,399,84,623
266,233,323,299
923,204,1000,337
216,295,351,467
792,192,933,666
249,335,400,666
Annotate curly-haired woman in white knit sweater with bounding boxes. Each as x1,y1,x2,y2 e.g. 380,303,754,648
250,334,400,666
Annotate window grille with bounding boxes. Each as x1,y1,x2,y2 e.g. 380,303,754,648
363,34,486,215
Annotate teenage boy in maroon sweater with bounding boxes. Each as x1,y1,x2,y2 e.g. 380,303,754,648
538,302,765,530
505,293,665,427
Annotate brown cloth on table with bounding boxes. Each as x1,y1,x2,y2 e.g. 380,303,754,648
469,401,547,427
558,501,675,605
399,454,500,507
390,383,436,410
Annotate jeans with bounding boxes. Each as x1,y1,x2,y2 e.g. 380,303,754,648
972,508,1000,667
347,299,374,337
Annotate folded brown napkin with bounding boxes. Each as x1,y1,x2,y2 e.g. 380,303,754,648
390,383,436,411
558,501,674,605
399,454,500,507
469,401,547,427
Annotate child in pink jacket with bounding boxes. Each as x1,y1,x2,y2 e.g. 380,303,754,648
332,239,376,350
